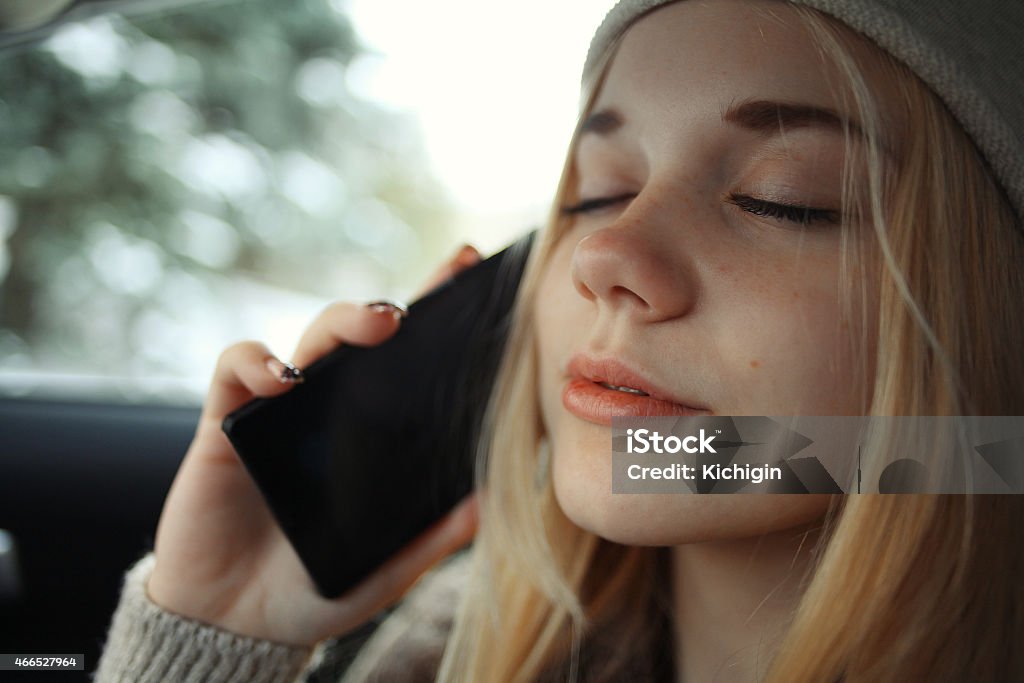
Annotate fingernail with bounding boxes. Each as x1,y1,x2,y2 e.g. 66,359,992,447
456,244,480,266
266,357,304,384
366,299,409,320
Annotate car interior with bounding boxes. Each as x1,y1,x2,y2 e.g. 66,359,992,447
1,4,200,675
0,0,429,679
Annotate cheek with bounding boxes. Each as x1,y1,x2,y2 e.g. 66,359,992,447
716,255,873,415
742,304,847,408
534,241,580,435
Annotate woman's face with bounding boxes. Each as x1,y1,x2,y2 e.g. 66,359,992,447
535,0,892,544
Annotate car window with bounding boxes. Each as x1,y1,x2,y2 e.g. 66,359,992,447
0,0,609,405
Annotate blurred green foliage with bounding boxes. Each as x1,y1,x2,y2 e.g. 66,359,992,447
0,0,454,390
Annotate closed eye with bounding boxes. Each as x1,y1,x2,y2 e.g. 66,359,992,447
560,193,636,216
727,193,840,226
560,192,840,226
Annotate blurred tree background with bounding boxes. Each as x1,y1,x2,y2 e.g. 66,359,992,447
0,0,455,401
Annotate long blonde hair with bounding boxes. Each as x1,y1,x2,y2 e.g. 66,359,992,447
436,4,1024,681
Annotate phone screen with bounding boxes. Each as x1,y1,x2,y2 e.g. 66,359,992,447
222,231,534,597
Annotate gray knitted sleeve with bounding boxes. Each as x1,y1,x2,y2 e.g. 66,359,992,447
93,554,314,683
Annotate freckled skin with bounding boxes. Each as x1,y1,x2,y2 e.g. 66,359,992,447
534,0,888,545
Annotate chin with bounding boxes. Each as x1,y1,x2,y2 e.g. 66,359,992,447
553,465,833,547
555,488,728,546
549,434,695,545
551,461,710,545
548,431,832,546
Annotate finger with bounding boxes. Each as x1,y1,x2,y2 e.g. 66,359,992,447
292,247,481,370
291,301,404,370
326,493,480,628
286,246,481,411
201,340,304,422
415,244,481,299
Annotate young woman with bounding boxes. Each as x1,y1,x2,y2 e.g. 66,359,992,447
97,1,1024,681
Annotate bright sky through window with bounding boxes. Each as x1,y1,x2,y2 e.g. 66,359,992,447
343,0,615,250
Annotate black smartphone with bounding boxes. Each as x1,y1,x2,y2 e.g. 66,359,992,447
222,231,534,598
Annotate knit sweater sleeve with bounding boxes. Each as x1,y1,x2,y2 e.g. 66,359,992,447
93,554,315,683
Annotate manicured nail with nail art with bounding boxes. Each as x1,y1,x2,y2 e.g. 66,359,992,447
266,357,304,384
366,300,409,320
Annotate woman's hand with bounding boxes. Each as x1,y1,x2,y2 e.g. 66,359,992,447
146,245,482,647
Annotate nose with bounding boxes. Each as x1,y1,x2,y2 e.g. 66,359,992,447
570,216,698,323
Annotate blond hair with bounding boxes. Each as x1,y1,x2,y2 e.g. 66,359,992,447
436,4,1024,681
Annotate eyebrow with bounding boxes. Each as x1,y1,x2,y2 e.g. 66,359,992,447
579,100,866,140
579,108,623,136
723,99,865,140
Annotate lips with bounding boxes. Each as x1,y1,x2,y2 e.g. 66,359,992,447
596,381,648,395
562,355,710,426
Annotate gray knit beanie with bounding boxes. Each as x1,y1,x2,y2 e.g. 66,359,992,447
583,0,1024,223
